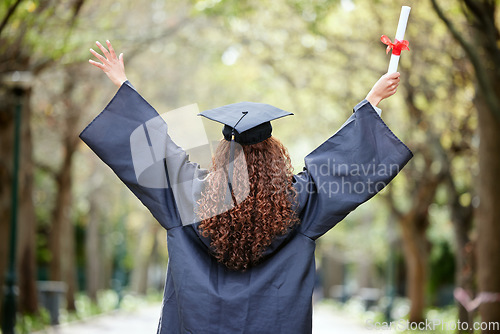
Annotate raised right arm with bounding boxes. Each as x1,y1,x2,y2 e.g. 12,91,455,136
89,40,128,87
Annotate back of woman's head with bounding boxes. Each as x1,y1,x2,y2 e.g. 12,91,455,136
197,136,298,271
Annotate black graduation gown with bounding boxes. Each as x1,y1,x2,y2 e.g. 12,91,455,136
79,81,413,334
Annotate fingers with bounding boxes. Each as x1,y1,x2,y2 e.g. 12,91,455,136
89,59,105,70
89,40,122,71
387,72,400,79
389,82,399,95
389,79,399,90
95,41,111,59
106,40,117,60
90,48,107,64
386,73,400,88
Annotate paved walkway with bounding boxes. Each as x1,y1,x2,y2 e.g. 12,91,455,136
33,304,160,334
312,302,392,334
34,302,389,334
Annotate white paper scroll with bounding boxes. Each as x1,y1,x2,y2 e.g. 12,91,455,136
388,6,411,74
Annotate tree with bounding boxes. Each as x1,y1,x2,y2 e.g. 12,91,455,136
431,0,500,329
0,0,88,318
43,66,92,311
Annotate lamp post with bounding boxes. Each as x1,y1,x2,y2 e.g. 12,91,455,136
2,71,33,334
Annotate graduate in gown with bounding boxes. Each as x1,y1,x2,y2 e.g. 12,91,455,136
83,40,413,334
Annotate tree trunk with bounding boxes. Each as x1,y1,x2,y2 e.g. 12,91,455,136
130,221,153,295
48,129,79,311
0,85,15,323
476,95,500,331
16,88,38,314
48,76,81,311
449,191,474,333
391,153,443,324
430,0,500,328
400,212,428,324
453,211,475,332
48,146,77,310
49,136,79,311
85,194,101,303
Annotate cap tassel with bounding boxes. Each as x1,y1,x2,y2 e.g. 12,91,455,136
225,132,237,206
225,111,248,207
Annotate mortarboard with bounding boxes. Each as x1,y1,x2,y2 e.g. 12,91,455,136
198,101,293,145
198,101,293,205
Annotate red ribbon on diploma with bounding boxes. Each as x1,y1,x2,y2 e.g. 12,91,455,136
381,35,410,56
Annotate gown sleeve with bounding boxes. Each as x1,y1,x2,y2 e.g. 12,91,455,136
293,100,413,239
79,81,207,230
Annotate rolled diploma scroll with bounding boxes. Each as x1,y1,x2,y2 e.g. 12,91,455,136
388,6,411,73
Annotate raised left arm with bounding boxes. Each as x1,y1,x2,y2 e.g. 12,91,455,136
80,82,207,230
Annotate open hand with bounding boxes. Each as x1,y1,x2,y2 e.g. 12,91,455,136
89,40,127,88
365,72,400,107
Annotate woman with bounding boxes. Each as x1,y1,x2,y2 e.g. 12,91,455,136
83,40,412,333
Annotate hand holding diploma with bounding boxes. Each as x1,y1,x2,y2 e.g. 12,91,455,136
382,6,411,74
366,72,401,107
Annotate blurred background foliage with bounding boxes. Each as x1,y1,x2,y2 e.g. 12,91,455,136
1,0,500,332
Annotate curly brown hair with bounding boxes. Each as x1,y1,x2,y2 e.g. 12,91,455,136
197,136,299,271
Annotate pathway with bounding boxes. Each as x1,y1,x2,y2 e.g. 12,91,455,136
33,302,394,333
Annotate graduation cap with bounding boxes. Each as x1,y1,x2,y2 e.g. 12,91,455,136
199,101,293,145
198,101,293,205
